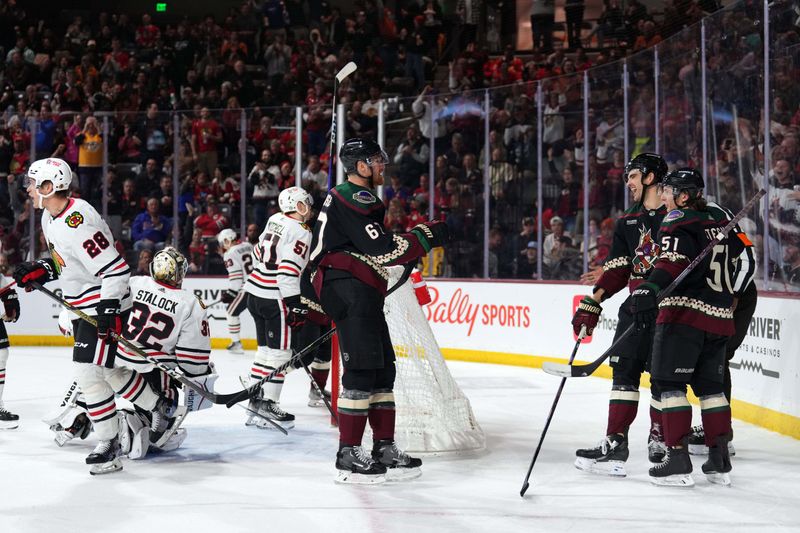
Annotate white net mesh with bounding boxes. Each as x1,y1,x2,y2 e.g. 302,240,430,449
339,267,486,455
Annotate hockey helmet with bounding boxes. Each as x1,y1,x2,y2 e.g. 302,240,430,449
150,246,189,288
216,228,239,249
661,167,704,199
339,138,388,175
624,153,668,184
26,158,73,208
278,186,313,215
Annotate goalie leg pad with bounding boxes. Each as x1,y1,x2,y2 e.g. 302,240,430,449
118,409,150,460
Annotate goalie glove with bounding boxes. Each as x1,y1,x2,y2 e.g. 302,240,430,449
410,221,450,252
283,294,308,329
571,296,601,336
221,289,238,304
630,283,659,330
13,258,58,291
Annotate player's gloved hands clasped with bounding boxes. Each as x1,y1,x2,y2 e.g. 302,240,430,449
571,296,602,336
221,289,237,304
96,299,122,340
0,289,20,322
13,258,59,291
630,283,659,330
411,221,451,252
284,295,308,329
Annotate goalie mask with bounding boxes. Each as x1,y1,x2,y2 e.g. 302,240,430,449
25,158,73,209
278,186,314,220
150,247,189,288
216,228,239,250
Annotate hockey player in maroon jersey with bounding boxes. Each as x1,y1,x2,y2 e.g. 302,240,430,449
631,168,745,487
570,153,669,476
308,138,449,484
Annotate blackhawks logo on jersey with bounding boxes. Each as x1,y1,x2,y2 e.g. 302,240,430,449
632,228,661,275
65,211,84,228
49,243,65,273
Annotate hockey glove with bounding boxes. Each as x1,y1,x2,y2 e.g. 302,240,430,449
13,258,58,291
96,299,122,340
284,295,308,329
410,221,451,252
630,283,659,330
0,289,20,322
571,296,602,336
221,289,238,304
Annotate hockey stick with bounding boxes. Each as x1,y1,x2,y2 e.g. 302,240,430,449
520,326,587,497
326,61,358,191
542,188,766,379
299,355,337,423
0,280,16,293
31,281,288,433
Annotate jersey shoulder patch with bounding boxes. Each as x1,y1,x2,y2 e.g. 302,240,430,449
334,182,380,211
663,209,685,223
65,211,84,228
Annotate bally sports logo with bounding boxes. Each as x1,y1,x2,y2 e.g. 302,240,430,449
425,286,531,336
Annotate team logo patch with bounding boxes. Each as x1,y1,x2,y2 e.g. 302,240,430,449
664,209,684,223
632,228,661,275
352,190,376,204
65,211,84,228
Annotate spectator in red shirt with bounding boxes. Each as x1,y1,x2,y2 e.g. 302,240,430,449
191,106,223,177
136,14,161,49
211,168,241,205
194,196,230,238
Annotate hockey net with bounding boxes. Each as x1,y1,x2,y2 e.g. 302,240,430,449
332,266,485,455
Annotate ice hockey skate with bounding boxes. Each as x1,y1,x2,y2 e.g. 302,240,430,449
702,435,733,486
648,443,694,487
575,434,629,477
688,425,736,456
0,404,20,430
372,439,422,481
86,436,123,475
335,445,387,484
254,399,295,430
151,405,189,449
308,386,331,408
226,341,244,355
648,424,667,463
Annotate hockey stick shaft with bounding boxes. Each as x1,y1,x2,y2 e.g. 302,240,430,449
300,356,338,423
326,62,357,191
32,281,285,433
519,326,587,497
0,280,16,293
543,188,766,378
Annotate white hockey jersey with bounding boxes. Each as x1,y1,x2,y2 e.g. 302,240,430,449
116,276,211,377
223,241,254,293
42,198,131,315
245,213,311,300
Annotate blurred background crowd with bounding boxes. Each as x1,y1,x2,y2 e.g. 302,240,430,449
0,0,798,291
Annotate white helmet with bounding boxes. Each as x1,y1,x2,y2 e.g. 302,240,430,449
278,186,313,216
149,247,189,288
26,158,73,208
216,228,238,249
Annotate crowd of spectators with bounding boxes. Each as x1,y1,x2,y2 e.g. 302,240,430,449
0,0,797,291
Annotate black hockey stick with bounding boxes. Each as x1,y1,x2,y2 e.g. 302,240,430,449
542,188,766,379
520,326,587,497
326,61,358,190
299,356,337,423
33,281,288,433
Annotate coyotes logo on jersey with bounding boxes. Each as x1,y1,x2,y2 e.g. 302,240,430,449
632,228,661,275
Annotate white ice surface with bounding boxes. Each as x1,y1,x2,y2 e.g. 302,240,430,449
1,347,799,533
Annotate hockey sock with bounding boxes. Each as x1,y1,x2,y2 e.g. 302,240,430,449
367,389,395,441
108,367,160,411
606,386,639,435
661,390,692,447
649,394,663,434
310,359,330,390
700,394,731,446
261,368,284,402
0,347,8,401
228,315,241,343
338,388,370,447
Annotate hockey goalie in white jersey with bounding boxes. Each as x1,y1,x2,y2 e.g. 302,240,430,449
115,247,215,454
244,186,313,429
217,228,254,354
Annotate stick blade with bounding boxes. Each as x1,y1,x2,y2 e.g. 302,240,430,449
336,61,358,82
541,362,575,378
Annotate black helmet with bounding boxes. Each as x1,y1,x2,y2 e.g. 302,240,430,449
339,138,388,175
624,153,668,184
662,167,704,198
